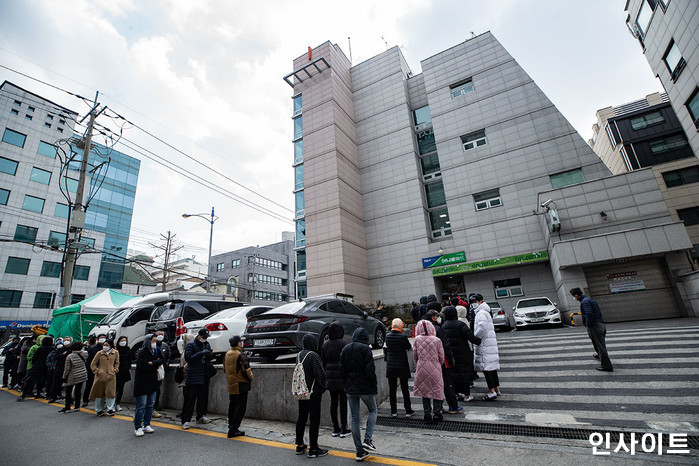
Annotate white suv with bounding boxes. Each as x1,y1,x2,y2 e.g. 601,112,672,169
513,297,562,328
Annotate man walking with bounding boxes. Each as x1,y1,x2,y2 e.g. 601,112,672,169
339,328,378,462
224,335,253,438
570,288,613,372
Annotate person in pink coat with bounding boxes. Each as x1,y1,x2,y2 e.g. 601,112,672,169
412,319,445,424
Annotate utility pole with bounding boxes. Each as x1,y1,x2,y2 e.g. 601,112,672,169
60,92,106,307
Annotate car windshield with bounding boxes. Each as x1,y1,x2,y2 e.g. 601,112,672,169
204,307,247,321
486,302,501,309
104,307,130,324
517,298,552,308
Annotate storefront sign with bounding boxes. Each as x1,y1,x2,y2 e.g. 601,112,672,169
609,280,646,293
432,251,548,277
0,320,49,330
422,251,466,268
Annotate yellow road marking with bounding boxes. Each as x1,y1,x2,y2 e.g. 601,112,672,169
0,388,434,466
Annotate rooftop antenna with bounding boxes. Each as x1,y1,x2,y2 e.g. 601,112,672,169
382,35,389,49
470,31,476,38
348,36,353,63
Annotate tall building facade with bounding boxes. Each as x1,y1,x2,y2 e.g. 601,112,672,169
624,0,699,158
285,33,696,321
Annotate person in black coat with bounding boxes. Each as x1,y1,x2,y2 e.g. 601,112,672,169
181,328,214,428
82,334,101,406
441,306,481,401
320,321,350,437
295,333,328,458
2,336,20,388
384,318,414,417
115,336,132,411
426,294,441,313
426,310,459,415
133,334,164,436
19,335,53,401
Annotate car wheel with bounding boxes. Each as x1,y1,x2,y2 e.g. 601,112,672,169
372,327,386,349
318,330,329,352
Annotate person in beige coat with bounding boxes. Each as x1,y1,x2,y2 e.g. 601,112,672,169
89,339,119,416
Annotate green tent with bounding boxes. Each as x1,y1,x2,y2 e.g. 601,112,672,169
48,290,139,341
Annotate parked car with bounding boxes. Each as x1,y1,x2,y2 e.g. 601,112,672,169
91,304,156,358
243,297,387,361
176,305,272,362
512,297,562,328
488,301,513,331
146,298,246,356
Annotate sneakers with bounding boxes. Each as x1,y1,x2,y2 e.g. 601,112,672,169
196,416,211,424
71,408,80,413
152,410,163,418
58,407,70,413
96,411,105,417
433,413,443,423
593,353,600,359
391,412,397,417
424,413,434,424
182,422,190,430
448,406,463,414
295,444,307,455
143,425,155,434
81,402,88,408
115,405,123,412
307,448,329,458
340,428,352,438
405,410,415,418
362,439,376,451
596,367,613,372
356,450,370,462
463,395,474,402
332,428,341,437
106,410,115,417
482,393,497,401
134,428,144,437
227,430,245,438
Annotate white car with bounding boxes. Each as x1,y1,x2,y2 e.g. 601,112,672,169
176,305,272,361
91,304,157,358
513,297,562,328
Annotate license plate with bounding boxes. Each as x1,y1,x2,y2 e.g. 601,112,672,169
254,339,275,347
530,318,545,322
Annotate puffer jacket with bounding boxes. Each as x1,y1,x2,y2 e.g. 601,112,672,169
321,321,347,392
384,329,411,379
426,294,441,313
18,339,33,373
224,346,253,395
184,337,213,386
413,320,444,400
298,334,327,394
26,335,46,371
63,350,88,386
441,306,481,391
473,303,499,371
339,328,377,395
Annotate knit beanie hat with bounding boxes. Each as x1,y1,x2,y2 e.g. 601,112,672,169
391,318,404,331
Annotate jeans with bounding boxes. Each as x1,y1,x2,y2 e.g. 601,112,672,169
95,396,116,412
228,392,249,432
348,394,377,454
588,322,613,370
296,391,322,449
181,383,209,423
134,392,157,429
484,370,500,389
329,389,348,431
422,397,443,416
387,377,412,414
65,383,82,410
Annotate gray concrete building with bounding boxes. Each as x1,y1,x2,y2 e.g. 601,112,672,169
624,0,699,158
285,32,695,321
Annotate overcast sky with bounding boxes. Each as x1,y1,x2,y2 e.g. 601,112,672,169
0,0,663,263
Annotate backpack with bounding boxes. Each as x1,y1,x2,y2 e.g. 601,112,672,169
46,349,58,371
291,352,314,400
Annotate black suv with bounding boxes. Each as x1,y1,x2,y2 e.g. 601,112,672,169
145,299,245,356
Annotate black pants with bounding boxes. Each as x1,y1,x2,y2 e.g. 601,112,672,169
442,367,458,410
45,370,54,398
329,389,348,430
50,373,64,400
154,380,163,409
296,391,322,449
3,363,17,387
422,397,443,416
228,391,249,432
15,370,26,388
22,375,44,397
65,383,83,410
115,377,128,406
588,322,613,370
83,371,94,403
484,370,500,389
181,384,209,423
387,377,412,414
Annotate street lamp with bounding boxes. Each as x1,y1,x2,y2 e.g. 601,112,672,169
182,207,219,293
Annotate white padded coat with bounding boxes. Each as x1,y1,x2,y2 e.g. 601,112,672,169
473,303,500,371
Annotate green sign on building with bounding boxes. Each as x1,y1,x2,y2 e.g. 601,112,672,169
431,250,549,277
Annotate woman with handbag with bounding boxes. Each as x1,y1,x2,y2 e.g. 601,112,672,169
89,339,120,416
133,334,164,437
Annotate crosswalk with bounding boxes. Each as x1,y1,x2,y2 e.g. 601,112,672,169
378,324,699,431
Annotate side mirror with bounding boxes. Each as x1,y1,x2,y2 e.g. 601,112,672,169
362,311,368,319
553,302,558,307
512,307,515,311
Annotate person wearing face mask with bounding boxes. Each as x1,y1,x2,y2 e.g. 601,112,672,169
61,342,88,413
133,334,164,437
426,310,460,415
82,334,101,407
180,328,214,429
44,338,62,403
151,330,171,418
441,306,481,403
48,337,72,402
115,336,132,412
89,339,120,416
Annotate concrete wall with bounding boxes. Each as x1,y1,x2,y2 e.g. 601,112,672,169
121,352,390,424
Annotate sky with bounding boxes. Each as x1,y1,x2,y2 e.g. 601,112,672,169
0,0,663,265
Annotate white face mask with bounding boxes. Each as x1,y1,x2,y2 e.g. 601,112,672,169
119,341,127,347
199,337,207,343
98,338,106,344
64,341,71,346
156,335,164,342
57,344,63,349
103,346,111,352
151,343,157,350
437,317,443,324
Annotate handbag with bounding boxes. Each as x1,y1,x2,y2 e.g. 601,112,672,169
207,362,217,378
175,364,185,383
156,364,165,381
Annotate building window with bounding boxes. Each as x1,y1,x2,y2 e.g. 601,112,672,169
60,177,79,193
47,114,53,121
59,119,66,125
429,207,452,238
40,261,62,278
248,273,285,286
47,231,66,248
0,156,18,175
450,78,474,98
251,257,283,270
216,263,225,272
5,257,30,275
296,219,306,248
474,188,502,211
663,40,686,81
33,292,54,309
253,291,286,302
662,166,699,188
38,141,57,158
296,250,306,273
295,191,304,218
294,164,304,190
494,278,524,298
293,116,303,140
71,294,85,304
649,134,688,154
0,290,22,308
630,111,665,130
686,88,699,130
82,237,95,248
461,130,487,151
30,167,52,185
22,195,45,213
28,106,35,112
25,114,32,121
2,128,26,148
413,106,432,130
73,265,90,281
54,203,69,219
417,129,436,155
605,124,617,146
57,127,63,133
0,188,9,205
231,259,240,268
297,281,307,299
550,168,584,189
293,94,302,116
294,139,303,164
44,122,51,128
13,225,38,244
10,109,18,115
425,180,446,208
420,153,442,181
678,206,699,226
635,0,654,37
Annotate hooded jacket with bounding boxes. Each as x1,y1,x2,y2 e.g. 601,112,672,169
413,320,444,400
384,328,411,379
339,328,377,396
426,294,442,313
320,321,347,392
63,350,88,386
29,336,54,381
26,335,45,371
473,303,500,371
224,345,253,395
298,334,326,395
18,338,33,373
89,345,120,400
133,335,164,397
441,306,481,391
